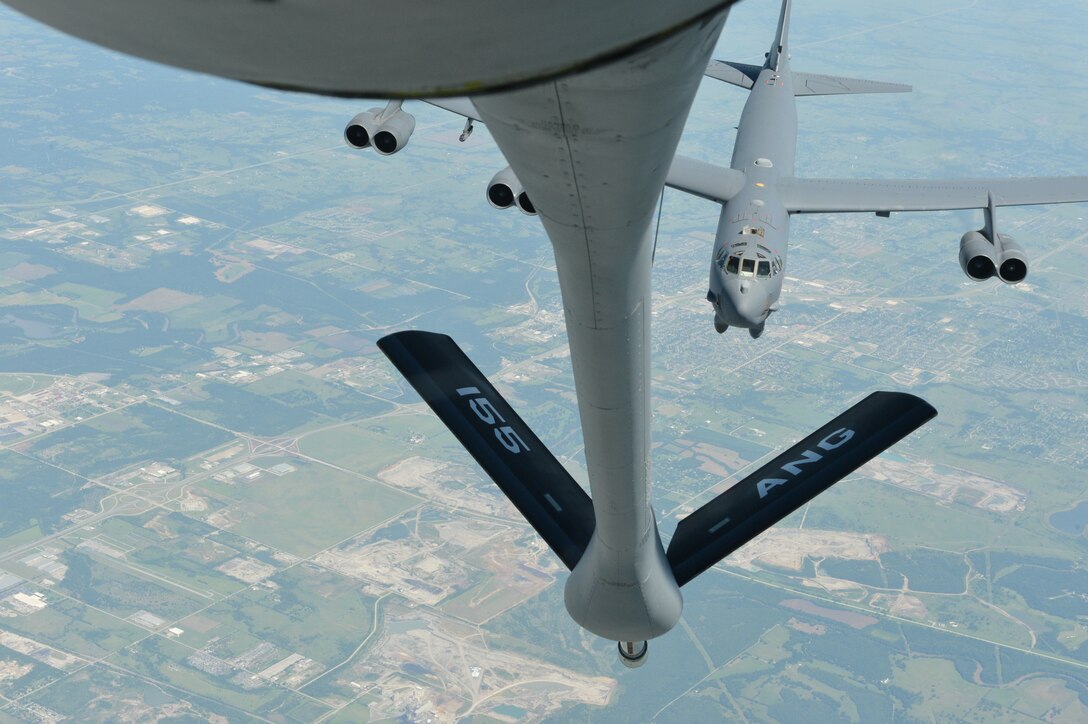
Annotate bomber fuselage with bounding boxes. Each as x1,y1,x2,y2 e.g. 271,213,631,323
709,58,797,334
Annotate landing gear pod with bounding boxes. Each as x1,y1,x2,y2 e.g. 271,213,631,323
618,640,648,668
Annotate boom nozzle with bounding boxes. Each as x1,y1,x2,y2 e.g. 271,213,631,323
618,640,648,668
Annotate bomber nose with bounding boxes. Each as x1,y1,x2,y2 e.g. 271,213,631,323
726,284,770,327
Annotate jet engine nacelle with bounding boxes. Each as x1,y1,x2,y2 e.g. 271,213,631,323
344,107,416,155
958,230,997,281
371,109,415,156
995,234,1027,284
958,230,1028,284
487,166,537,215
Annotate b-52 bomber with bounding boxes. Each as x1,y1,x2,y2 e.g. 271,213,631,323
347,0,1088,340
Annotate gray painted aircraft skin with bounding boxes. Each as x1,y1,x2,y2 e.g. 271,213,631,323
6,0,742,658
689,0,1088,339
9,0,1088,667
0,0,733,97
363,0,1088,653
423,0,1088,345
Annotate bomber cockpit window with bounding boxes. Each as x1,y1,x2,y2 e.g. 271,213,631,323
740,258,755,276
726,255,740,274
757,261,771,277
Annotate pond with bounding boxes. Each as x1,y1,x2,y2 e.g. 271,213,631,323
1049,500,1088,537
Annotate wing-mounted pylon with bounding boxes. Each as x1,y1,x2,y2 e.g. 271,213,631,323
667,392,936,586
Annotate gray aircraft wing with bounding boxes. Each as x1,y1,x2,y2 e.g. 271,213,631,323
665,156,747,204
704,61,908,96
424,97,482,122
703,60,760,89
418,99,748,205
779,176,1088,213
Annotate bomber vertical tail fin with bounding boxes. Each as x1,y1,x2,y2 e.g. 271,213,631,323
767,0,793,70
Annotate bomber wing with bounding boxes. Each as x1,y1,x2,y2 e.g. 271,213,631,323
780,176,1088,214
665,156,747,204
420,100,748,205
703,60,760,89
424,97,482,122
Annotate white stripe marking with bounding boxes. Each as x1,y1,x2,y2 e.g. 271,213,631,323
708,517,731,534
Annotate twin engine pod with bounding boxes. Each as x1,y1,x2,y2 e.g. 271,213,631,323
344,105,416,156
958,230,1028,284
487,166,537,216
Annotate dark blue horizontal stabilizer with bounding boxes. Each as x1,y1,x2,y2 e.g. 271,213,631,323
378,331,594,570
667,391,936,586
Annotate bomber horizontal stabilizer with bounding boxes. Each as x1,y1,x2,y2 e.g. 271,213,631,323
792,72,911,96
378,331,595,570
667,391,936,586
703,60,761,90
703,61,910,97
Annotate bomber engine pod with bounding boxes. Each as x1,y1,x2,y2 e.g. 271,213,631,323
344,109,380,150
957,229,1029,284
996,233,1028,284
959,230,998,281
344,105,416,155
515,190,537,216
486,166,522,210
371,109,416,156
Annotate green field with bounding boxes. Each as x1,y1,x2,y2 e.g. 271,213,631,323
20,664,238,722
195,565,378,671
298,414,462,477
244,370,394,423
0,591,143,660
0,450,105,546
0,373,55,395
49,282,125,321
20,403,235,478
52,547,210,623
199,456,417,556
89,514,254,598
109,636,326,719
